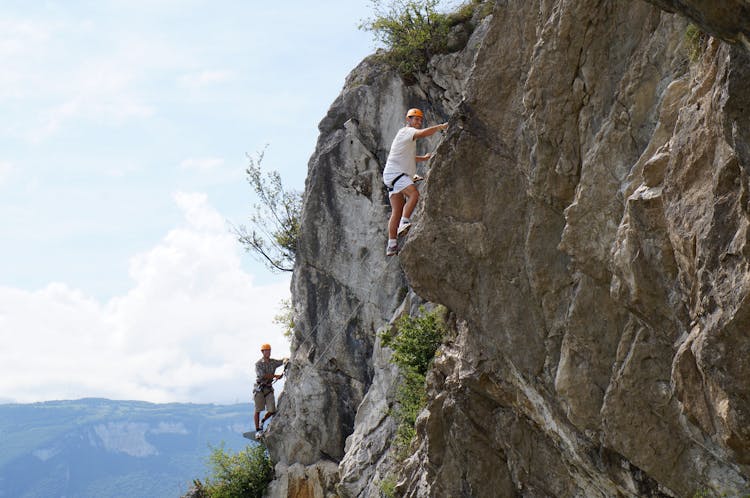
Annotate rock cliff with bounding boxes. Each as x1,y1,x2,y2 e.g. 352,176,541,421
265,1,750,497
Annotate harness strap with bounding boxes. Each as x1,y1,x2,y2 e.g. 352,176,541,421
254,384,274,394
386,172,407,192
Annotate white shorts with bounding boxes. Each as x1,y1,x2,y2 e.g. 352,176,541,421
383,172,414,196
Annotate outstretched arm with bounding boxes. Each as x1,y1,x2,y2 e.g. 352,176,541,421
269,358,287,380
413,122,448,139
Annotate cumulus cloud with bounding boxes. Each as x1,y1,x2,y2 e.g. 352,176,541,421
0,192,290,404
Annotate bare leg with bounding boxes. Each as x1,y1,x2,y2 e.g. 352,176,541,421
388,193,406,240
254,411,261,430
401,184,419,219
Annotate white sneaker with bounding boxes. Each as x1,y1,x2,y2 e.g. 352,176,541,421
386,244,398,256
397,222,411,236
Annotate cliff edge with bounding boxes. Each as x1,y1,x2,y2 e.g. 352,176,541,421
265,1,750,497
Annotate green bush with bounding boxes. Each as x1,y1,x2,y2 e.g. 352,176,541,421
381,306,447,457
392,370,425,451
383,307,446,376
361,0,469,77
360,0,493,78
194,444,273,498
379,473,398,498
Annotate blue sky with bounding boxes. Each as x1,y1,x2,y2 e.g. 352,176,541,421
0,1,377,403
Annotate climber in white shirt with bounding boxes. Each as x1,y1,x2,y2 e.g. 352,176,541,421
382,108,448,256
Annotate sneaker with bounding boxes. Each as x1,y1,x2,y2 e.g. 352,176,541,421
255,428,264,439
397,222,411,236
386,244,399,256
413,175,424,182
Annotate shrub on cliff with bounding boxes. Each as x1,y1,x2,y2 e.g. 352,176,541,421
360,0,489,78
383,306,446,376
381,306,447,454
191,444,273,498
360,0,450,77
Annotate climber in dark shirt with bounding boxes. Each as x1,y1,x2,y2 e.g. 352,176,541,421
253,343,287,436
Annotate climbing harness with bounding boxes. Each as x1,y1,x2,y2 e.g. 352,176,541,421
385,172,407,192
273,118,446,394
253,358,288,393
253,384,273,395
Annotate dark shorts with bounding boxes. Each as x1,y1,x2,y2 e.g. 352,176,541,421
254,388,275,412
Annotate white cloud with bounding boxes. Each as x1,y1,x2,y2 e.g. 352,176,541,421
1,16,181,142
179,157,225,172
0,162,12,185
30,59,156,141
0,192,290,403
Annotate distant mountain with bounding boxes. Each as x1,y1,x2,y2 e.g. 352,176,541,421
0,398,257,498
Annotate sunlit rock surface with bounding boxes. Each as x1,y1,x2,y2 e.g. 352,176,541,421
266,1,750,496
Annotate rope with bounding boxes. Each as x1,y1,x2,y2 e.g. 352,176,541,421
273,152,433,380
293,252,400,369
290,175,428,367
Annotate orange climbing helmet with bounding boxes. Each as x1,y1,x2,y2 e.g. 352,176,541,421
260,343,271,351
406,108,424,118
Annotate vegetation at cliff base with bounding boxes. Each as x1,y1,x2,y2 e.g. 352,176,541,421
360,0,492,78
380,306,447,456
191,444,273,498
235,145,302,273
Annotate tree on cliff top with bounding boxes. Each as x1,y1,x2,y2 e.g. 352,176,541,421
359,0,489,77
235,146,302,273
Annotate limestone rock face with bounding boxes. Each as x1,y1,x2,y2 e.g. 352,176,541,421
267,1,750,496
401,1,750,496
336,291,426,498
264,15,491,497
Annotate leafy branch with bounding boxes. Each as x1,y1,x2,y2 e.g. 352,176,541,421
235,146,302,273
